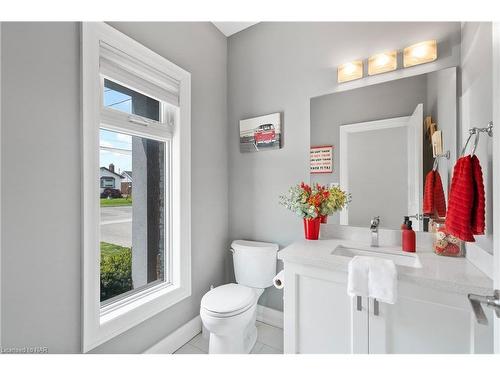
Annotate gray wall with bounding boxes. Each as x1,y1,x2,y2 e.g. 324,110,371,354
1,22,81,353
1,22,228,353
227,22,461,311
460,22,493,253
346,126,408,229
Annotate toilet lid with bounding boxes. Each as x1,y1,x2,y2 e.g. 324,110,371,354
201,284,256,314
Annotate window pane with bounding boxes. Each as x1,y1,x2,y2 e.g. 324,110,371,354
99,129,166,304
103,79,160,122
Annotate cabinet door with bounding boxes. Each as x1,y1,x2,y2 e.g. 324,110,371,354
283,263,368,353
368,281,493,354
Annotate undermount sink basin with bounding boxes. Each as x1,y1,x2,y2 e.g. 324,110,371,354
332,244,422,269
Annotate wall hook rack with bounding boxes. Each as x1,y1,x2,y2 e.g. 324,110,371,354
434,150,450,160
433,150,450,171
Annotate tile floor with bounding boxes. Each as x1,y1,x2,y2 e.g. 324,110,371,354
174,321,284,354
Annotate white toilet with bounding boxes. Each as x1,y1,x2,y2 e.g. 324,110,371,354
200,240,278,354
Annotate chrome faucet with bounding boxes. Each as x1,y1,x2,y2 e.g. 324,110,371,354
370,216,380,247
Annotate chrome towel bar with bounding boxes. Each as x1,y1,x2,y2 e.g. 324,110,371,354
461,121,493,156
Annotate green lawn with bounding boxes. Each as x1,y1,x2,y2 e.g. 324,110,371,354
100,197,132,207
100,241,131,256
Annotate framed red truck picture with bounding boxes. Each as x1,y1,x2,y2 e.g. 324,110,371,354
239,112,283,152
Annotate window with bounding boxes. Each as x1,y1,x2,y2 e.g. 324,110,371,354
83,23,191,352
100,177,115,188
99,129,167,304
103,79,160,121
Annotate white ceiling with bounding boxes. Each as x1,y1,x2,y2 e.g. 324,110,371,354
212,22,259,37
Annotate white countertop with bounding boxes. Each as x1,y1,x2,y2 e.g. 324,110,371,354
278,238,493,295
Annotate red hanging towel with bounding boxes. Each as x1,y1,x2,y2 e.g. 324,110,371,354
423,170,447,218
471,155,485,235
423,171,435,216
445,156,475,242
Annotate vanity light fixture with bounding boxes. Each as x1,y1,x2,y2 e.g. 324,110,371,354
403,40,437,68
337,60,363,83
368,50,397,76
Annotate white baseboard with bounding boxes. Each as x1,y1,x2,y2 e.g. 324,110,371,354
144,315,201,354
143,305,283,354
256,305,283,329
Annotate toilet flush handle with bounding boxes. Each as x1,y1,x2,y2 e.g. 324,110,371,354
229,248,234,253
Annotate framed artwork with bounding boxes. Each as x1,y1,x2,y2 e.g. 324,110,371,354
239,112,283,153
310,145,333,173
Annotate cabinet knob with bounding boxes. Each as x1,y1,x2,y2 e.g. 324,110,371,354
373,298,379,316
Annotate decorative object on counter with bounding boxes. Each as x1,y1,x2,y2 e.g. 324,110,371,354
320,184,350,223
310,145,333,174
431,220,464,257
279,182,350,240
239,112,282,153
445,123,491,242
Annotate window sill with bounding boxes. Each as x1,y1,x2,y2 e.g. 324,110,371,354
85,282,191,352
100,282,186,325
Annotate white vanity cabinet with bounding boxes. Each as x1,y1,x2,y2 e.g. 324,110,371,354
283,261,493,354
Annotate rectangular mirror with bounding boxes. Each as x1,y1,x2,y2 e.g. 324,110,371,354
310,67,457,231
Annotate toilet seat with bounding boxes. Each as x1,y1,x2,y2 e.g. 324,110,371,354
201,283,256,318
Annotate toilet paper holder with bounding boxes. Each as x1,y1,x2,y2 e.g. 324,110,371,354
273,270,285,289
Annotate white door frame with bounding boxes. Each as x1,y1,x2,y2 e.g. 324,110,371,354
339,116,410,226
0,21,3,347
492,21,500,354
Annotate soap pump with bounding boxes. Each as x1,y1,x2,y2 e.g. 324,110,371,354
401,216,410,230
402,219,416,253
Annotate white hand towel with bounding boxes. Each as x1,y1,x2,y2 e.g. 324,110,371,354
347,256,398,304
347,256,370,298
367,257,397,304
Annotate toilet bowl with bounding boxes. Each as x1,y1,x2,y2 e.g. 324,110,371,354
200,240,278,354
201,283,263,353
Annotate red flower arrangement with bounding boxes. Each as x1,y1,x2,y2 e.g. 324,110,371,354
279,182,350,240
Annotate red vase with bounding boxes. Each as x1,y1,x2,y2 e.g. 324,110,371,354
303,217,321,240
320,215,328,224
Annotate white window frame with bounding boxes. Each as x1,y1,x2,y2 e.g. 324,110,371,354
82,23,191,352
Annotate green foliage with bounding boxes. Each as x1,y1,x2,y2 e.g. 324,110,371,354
279,182,350,219
100,197,133,207
319,186,351,216
100,242,133,302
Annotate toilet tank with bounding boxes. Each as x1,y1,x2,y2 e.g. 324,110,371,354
231,240,278,289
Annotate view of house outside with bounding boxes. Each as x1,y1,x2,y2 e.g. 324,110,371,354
99,81,166,304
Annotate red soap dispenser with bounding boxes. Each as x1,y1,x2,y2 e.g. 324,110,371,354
402,220,416,253
401,216,410,230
